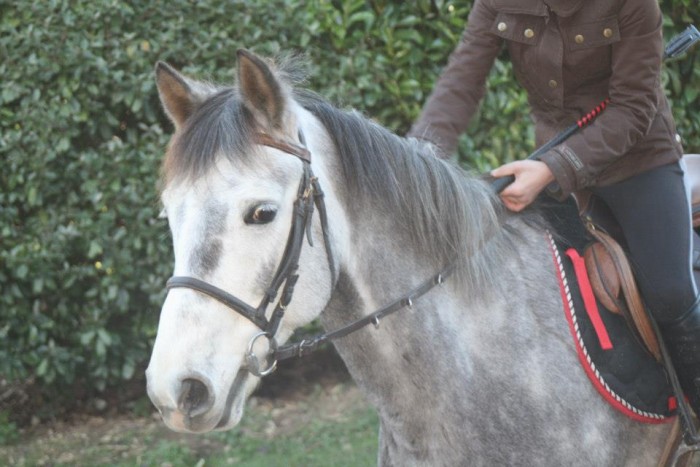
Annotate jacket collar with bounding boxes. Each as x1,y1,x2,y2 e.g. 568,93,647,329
543,0,585,17
489,0,584,17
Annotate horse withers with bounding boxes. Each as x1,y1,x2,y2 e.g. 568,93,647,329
145,51,677,465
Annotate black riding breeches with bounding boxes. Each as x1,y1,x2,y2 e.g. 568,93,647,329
591,160,697,322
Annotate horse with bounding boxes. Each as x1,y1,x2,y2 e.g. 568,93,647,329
145,50,675,466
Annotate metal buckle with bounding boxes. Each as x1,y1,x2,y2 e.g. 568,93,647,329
245,332,278,377
297,339,310,358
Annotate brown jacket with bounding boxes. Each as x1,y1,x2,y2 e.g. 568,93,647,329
409,0,683,199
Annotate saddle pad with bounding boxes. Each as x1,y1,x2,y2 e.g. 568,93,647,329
540,196,675,423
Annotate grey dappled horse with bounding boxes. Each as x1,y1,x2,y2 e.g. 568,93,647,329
145,51,673,465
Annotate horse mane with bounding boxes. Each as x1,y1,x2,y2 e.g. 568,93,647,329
294,90,534,289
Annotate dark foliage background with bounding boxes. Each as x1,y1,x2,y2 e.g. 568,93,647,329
1,0,698,422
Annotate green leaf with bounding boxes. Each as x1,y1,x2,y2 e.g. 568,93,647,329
97,328,112,346
80,331,95,345
122,360,135,380
15,264,29,279
88,240,103,258
36,358,49,377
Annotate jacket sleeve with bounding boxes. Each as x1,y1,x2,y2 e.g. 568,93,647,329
408,0,503,156
539,0,664,198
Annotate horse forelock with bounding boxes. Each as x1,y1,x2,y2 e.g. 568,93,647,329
161,87,258,188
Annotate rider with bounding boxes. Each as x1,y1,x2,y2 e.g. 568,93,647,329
409,0,700,414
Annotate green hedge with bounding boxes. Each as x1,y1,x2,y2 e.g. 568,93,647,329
1,0,698,418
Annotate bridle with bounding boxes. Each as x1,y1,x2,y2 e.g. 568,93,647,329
166,130,335,376
165,130,453,377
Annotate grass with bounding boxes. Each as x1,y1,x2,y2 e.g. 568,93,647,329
208,407,378,467
0,383,379,466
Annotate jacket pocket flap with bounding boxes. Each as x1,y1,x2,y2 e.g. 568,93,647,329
565,16,620,51
492,12,545,45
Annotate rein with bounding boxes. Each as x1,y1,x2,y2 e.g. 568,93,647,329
165,131,452,377
274,263,456,361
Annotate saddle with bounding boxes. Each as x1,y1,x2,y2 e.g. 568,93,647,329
573,154,700,363
543,198,673,421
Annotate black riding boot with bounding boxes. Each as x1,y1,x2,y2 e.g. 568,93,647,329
661,296,700,415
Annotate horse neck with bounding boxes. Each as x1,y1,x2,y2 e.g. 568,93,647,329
320,224,482,463
314,140,555,454
321,231,466,366
316,148,480,426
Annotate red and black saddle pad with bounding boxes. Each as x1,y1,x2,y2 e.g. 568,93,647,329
542,197,676,423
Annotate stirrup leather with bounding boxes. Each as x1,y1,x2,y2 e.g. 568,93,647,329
582,220,661,361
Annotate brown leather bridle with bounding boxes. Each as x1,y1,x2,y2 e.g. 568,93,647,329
165,130,454,377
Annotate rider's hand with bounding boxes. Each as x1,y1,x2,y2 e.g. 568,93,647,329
491,160,555,212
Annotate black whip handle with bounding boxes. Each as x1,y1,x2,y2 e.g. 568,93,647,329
492,99,608,193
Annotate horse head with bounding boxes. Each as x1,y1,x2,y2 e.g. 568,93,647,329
146,51,340,433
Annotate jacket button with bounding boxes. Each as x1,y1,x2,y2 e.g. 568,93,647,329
548,80,558,88
524,28,535,38
498,22,507,32
603,28,613,38
575,34,584,44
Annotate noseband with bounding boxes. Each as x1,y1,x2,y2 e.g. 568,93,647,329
165,130,454,377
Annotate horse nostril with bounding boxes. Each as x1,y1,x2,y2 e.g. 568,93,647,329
178,377,214,418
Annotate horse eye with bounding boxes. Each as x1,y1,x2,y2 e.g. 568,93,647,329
244,204,277,225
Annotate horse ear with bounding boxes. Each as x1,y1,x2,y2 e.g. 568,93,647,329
155,62,202,130
236,49,286,131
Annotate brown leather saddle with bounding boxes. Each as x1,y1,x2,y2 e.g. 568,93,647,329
576,154,700,362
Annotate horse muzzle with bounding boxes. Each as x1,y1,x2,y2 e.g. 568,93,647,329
146,363,254,433
146,371,216,433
